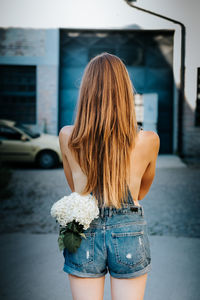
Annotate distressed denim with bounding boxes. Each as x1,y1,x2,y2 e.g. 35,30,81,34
63,190,152,278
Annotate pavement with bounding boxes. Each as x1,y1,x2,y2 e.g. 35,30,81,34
0,155,200,300
156,154,187,168
0,233,199,300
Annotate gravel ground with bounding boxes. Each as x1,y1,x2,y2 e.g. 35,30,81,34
0,163,200,237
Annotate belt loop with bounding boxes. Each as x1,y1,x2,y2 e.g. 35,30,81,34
100,207,103,218
103,207,105,218
108,207,113,217
141,206,144,216
102,207,106,218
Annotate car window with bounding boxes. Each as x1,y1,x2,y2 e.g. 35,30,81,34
15,123,40,138
0,125,22,140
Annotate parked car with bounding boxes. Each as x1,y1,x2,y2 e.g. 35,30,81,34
0,119,63,169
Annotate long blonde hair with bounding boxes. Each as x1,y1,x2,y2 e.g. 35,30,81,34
68,52,138,209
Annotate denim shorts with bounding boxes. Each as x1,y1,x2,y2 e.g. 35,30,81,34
62,198,152,279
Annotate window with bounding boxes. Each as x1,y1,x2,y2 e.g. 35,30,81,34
0,125,22,140
0,65,36,124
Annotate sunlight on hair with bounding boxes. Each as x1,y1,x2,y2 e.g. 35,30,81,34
68,52,138,209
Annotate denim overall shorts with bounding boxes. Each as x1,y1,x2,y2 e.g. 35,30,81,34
63,187,152,279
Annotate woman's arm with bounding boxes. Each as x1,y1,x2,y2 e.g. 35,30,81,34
138,132,160,200
59,127,75,192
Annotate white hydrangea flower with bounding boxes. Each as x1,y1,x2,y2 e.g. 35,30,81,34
50,192,99,230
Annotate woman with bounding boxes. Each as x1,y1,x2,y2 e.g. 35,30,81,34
59,52,160,300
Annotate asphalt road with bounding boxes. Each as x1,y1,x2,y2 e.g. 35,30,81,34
0,233,199,300
0,155,200,299
0,156,199,238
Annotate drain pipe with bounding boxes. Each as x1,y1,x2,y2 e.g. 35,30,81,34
124,0,186,156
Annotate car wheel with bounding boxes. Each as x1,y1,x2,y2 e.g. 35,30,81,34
36,150,59,169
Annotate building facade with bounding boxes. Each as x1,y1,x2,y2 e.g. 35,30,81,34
0,1,199,157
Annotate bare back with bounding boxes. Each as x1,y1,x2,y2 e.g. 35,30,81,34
59,125,160,207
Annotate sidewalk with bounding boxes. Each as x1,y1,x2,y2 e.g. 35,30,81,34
0,233,199,300
1,155,199,299
156,154,187,168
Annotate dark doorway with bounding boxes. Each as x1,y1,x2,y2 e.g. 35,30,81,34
59,29,174,153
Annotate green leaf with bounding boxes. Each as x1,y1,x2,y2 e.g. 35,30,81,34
58,235,65,251
63,232,82,253
67,221,84,234
59,227,67,235
58,222,86,253
79,232,87,239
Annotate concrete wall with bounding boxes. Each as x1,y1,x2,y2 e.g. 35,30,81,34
0,28,59,135
0,0,199,156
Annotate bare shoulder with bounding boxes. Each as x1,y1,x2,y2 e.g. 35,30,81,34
138,130,160,146
59,125,74,138
136,130,160,160
58,125,74,153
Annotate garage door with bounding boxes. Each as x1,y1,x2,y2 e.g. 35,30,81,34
59,30,174,153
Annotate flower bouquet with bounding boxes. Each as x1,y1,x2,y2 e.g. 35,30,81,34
50,192,99,253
